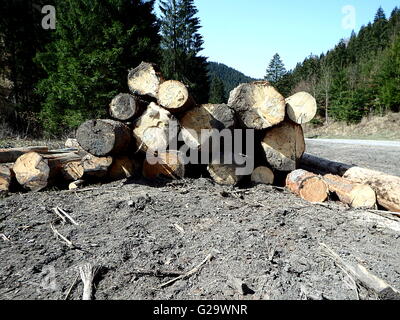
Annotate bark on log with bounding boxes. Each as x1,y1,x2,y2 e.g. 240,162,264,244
0,163,15,194
323,174,376,208
143,151,185,179
261,119,305,171
76,119,132,156
300,153,352,176
343,167,400,212
157,80,195,113
109,93,145,121
81,154,113,179
285,91,317,124
13,152,82,191
132,102,179,153
251,166,274,185
108,156,137,180
0,146,49,163
286,169,329,203
128,62,163,99
228,81,286,129
179,103,235,149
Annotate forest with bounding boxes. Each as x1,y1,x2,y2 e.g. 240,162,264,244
0,1,399,137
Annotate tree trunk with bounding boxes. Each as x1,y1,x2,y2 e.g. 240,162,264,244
157,80,195,113
261,119,305,171
76,119,132,157
286,169,329,203
109,93,145,121
0,163,15,194
13,152,83,191
81,154,113,179
323,174,376,208
0,146,48,163
179,103,235,149
228,81,286,129
143,151,185,179
132,102,179,154
285,91,317,124
343,167,400,212
128,62,163,99
300,153,352,176
251,166,274,185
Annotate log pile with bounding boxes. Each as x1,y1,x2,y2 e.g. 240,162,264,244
2,61,399,214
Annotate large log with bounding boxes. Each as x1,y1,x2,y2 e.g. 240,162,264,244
261,119,305,171
323,174,376,209
109,93,145,121
228,81,286,129
128,62,163,99
76,119,132,156
157,80,195,113
0,163,15,194
13,152,83,191
251,166,274,185
82,154,113,179
143,151,185,179
300,153,352,176
343,167,400,212
285,91,317,124
0,146,49,163
286,169,329,203
132,102,179,153
108,156,138,180
179,103,235,149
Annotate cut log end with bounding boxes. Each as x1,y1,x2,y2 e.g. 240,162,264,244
109,93,143,121
128,62,163,99
207,163,243,186
251,166,274,185
108,156,137,180
286,169,328,203
158,80,195,113
285,91,317,124
143,151,185,179
0,164,14,194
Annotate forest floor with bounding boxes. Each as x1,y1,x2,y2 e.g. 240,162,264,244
304,112,400,140
1,141,400,300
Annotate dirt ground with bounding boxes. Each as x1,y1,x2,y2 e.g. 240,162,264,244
0,141,400,300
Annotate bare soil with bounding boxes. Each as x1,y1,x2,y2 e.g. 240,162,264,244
0,142,400,300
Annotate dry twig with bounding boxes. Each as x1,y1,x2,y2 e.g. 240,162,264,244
79,263,100,300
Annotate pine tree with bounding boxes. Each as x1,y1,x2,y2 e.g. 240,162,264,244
159,0,209,103
375,7,386,22
35,0,160,135
209,77,226,104
265,53,287,84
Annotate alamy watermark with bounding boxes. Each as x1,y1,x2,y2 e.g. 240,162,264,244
41,5,56,30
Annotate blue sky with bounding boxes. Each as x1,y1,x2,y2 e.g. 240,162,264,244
155,1,399,79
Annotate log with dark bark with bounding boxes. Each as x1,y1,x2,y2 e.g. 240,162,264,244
261,119,305,171
0,146,49,163
300,153,352,176
286,169,329,203
285,91,317,124
132,102,179,154
128,62,163,99
109,93,145,121
76,119,132,157
251,166,274,185
157,80,195,113
228,81,286,129
343,167,400,213
179,103,235,149
13,152,83,191
143,151,185,179
323,174,376,208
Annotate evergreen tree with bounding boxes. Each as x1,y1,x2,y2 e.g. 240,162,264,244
209,77,226,104
265,53,286,84
375,7,386,22
35,0,160,135
159,0,209,103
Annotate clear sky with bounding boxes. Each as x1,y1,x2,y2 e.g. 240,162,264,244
156,1,399,79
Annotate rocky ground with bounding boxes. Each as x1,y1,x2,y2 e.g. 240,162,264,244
0,141,399,300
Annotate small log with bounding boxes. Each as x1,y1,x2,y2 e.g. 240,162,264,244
207,154,244,186
323,174,376,208
143,151,185,179
76,119,132,156
300,153,352,176
157,80,195,113
285,91,317,124
13,152,82,191
0,146,49,163
261,119,305,171
69,180,85,190
286,169,329,203
179,103,235,149
108,156,137,180
0,163,15,194
128,62,163,99
82,154,113,179
251,166,274,185
344,167,400,213
228,81,286,129
109,93,145,121
132,102,179,153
